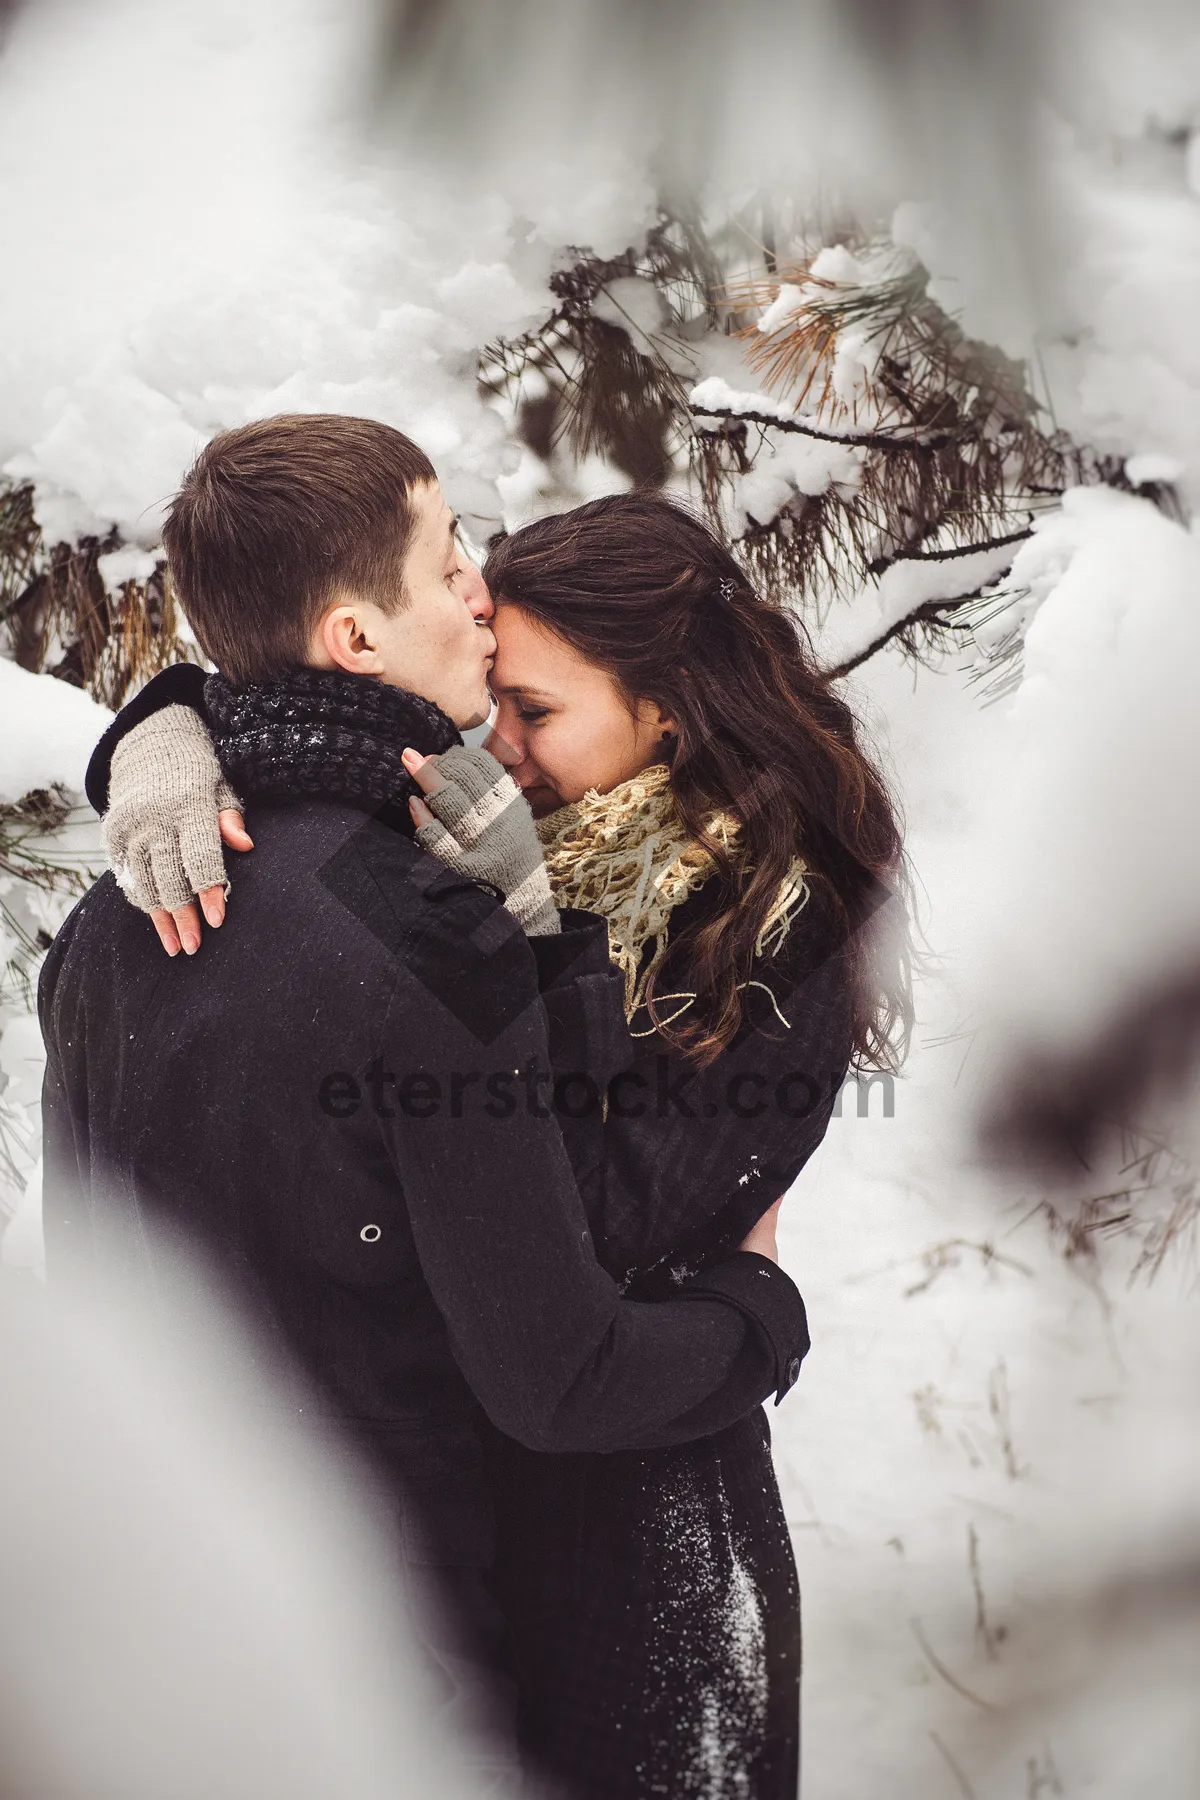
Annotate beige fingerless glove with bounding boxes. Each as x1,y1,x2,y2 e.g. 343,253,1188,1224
102,705,241,913
413,746,561,937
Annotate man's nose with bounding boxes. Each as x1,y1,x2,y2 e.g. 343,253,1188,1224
461,563,494,622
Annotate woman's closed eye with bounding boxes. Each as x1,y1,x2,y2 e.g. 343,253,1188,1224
517,705,550,724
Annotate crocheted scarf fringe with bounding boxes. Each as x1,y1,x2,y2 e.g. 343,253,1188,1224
535,761,809,1025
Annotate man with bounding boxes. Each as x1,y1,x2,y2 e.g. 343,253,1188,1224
40,415,807,1785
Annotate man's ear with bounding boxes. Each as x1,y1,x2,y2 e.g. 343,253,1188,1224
311,599,385,676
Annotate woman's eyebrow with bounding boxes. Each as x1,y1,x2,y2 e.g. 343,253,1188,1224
493,682,556,701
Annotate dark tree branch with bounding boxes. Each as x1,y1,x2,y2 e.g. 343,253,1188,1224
825,587,994,680
821,528,1033,677
689,399,964,452
869,527,1033,573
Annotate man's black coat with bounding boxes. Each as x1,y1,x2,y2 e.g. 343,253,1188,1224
38,792,807,1589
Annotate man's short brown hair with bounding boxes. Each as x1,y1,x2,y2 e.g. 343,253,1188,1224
162,414,437,684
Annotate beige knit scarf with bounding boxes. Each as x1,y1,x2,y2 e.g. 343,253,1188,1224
535,761,809,1032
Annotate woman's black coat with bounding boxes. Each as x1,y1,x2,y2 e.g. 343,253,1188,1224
496,876,855,1800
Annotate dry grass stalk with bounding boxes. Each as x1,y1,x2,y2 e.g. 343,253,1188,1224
968,1524,1005,1661
0,481,199,709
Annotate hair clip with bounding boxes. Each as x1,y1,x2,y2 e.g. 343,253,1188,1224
719,576,736,602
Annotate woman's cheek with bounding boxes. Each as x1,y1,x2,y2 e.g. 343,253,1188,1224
564,726,603,796
530,734,566,795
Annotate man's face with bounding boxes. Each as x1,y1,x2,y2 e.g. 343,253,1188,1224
376,480,496,728
315,480,496,728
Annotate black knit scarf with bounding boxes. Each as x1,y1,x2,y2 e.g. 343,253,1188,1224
205,667,461,817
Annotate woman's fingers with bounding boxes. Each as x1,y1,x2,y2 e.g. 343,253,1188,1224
149,908,183,957
147,902,204,957
401,747,446,797
218,809,253,851
409,794,435,829
170,901,203,956
152,886,226,945
198,885,226,929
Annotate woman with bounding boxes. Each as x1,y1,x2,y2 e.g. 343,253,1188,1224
92,491,909,1797
409,494,908,1800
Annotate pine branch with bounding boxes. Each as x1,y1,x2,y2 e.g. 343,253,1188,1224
478,214,718,489
689,398,961,452
0,787,92,895
866,528,1033,578
699,236,1098,633
480,209,1130,688
824,586,1000,680
0,787,99,1012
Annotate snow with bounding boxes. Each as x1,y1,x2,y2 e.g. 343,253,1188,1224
961,487,1200,1066
813,540,1025,674
1,1245,483,1800
0,0,651,546
755,284,806,337
797,243,916,416
1055,179,1200,509
689,376,798,424
732,432,863,533
651,1462,769,1798
1124,451,1185,487
96,545,161,595
0,659,113,804
689,372,899,447
891,33,1200,514
590,276,667,343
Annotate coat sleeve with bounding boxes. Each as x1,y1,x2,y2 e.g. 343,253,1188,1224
533,893,855,1284
36,921,94,1278
364,871,810,1455
526,907,634,1222
85,663,211,814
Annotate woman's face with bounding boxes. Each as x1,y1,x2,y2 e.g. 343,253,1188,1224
483,602,675,818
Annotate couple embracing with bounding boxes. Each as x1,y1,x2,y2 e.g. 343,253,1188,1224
39,415,909,1798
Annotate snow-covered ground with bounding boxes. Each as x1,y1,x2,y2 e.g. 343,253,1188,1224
777,648,1200,1799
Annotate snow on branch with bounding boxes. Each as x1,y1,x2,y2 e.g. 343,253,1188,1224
820,536,1032,679
689,377,959,452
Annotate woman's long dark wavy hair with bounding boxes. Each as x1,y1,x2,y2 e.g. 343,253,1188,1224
483,492,913,1071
